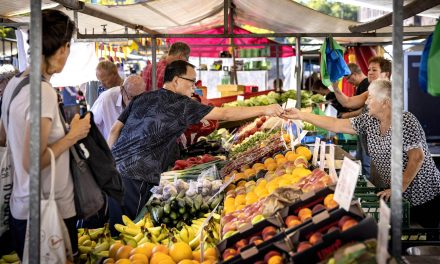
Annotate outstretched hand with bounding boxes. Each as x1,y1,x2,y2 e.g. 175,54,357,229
282,108,302,120
264,104,285,117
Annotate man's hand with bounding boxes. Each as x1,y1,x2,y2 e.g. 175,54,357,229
331,80,340,93
264,104,284,117
67,113,91,143
282,108,302,120
377,189,392,202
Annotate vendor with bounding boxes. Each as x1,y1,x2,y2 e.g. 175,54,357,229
283,79,440,228
108,60,284,221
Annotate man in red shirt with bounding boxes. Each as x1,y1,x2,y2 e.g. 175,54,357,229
142,42,191,92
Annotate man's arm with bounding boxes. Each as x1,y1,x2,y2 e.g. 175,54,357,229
108,120,124,148
283,108,356,134
203,104,284,121
332,82,369,110
339,108,363,119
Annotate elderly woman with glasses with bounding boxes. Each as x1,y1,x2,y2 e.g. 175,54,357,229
283,79,440,228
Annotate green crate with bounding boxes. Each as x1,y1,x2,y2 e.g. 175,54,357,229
355,194,410,227
355,186,385,194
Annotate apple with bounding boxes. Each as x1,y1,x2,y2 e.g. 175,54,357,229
264,251,281,263
308,232,323,245
296,242,312,253
338,216,353,229
341,219,359,231
251,214,265,225
222,248,237,260
286,219,302,229
312,204,326,215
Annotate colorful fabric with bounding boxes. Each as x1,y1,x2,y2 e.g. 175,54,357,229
320,37,350,87
419,33,433,93
428,21,440,96
141,59,167,92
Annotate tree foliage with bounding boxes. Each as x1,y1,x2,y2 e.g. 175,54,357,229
298,0,358,21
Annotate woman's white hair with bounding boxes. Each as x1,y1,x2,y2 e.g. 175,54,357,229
369,79,392,102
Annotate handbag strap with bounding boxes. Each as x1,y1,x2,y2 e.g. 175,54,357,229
46,147,56,201
58,107,83,163
6,74,30,128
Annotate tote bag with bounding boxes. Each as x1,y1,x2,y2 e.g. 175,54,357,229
0,146,13,236
23,148,73,263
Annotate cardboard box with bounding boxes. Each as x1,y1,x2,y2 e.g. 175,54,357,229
217,84,246,92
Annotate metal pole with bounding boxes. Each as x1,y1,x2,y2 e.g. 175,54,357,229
151,37,157,90
74,10,79,32
224,0,229,35
29,0,42,262
276,45,280,91
296,37,302,108
391,0,403,259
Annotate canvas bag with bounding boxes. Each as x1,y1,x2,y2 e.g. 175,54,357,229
23,148,73,263
0,146,12,236
59,110,104,219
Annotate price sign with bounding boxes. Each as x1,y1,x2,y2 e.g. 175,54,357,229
328,144,338,183
319,141,326,171
376,200,390,264
312,137,320,166
334,157,360,211
284,98,297,109
237,95,244,101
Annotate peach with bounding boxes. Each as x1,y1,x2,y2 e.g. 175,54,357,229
341,219,358,231
309,232,323,245
262,226,277,240
327,226,340,234
312,204,326,215
284,215,299,226
235,238,248,249
299,214,312,222
338,216,353,228
222,248,237,261
326,199,339,209
287,219,302,229
264,250,281,263
268,255,283,264
296,241,312,253
298,208,312,218
249,235,263,244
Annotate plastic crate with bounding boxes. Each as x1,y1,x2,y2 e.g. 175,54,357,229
356,194,410,227
354,186,385,195
401,228,440,253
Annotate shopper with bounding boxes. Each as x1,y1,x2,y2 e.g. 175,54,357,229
141,42,190,92
283,79,440,228
339,63,369,119
108,60,284,221
96,60,123,92
311,80,348,115
0,10,91,260
91,75,145,139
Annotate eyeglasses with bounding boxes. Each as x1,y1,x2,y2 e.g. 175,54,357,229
344,73,353,81
121,85,133,100
178,76,197,84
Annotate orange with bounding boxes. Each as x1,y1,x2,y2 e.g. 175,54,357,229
225,184,236,192
252,162,265,170
116,245,133,261
286,152,299,161
150,252,173,264
204,248,218,259
129,253,149,264
169,242,193,262
236,180,247,187
115,260,131,264
244,168,256,178
276,157,288,166
192,250,201,261
296,146,312,160
245,192,259,205
235,204,246,211
264,157,276,167
178,260,195,264
292,168,312,178
282,133,290,143
324,194,335,207
234,172,246,181
234,194,246,206
109,242,124,260
266,163,277,171
298,208,312,218
152,244,169,255
274,153,285,160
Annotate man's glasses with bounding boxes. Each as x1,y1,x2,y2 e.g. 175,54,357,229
121,85,133,100
178,76,197,84
344,73,353,81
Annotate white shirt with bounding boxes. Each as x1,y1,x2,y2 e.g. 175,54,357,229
1,76,76,220
90,86,123,139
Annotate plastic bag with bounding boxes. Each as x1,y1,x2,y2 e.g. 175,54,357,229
321,37,350,87
419,33,433,93
428,21,440,96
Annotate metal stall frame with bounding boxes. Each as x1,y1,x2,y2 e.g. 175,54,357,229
5,0,433,261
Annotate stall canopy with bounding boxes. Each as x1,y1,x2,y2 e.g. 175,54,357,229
168,26,295,58
1,0,437,44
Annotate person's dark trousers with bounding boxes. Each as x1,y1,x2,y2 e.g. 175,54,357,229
77,195,109,229
10,214,78,261
108,177,154,236
0,230,14,256
410,195,440,228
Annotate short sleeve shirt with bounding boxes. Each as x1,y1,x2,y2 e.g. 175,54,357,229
355,78,370,96
112,89,214,184
141,59,167,92
350,111,440,206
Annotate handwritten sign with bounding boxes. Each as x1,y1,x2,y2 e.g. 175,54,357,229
284,98,297,109
328,144,338,183
334,157,360,211
319,141,326,171
312,137,320,166
237,95,244,101
376,199,390,264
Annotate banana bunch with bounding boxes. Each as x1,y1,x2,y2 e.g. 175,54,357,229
0,252,19,264
77,223,113,262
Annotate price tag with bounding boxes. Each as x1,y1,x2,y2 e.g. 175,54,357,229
237,95,244,101
334,157,360,211
319,141,326,171
284,98,297,109
328,144,338,183
312,137,320,166
376,200,390,264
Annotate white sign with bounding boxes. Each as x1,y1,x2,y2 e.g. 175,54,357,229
319,141,326,171
376,200,390,264
312,137,320,166
237,95,244,101
334,157,360,211
284,98,297,109
328,144,338,183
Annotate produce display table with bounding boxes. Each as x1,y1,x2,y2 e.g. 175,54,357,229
207,89,274,107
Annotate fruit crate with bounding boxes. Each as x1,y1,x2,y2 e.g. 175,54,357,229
217,215,285,259
356,194,411,227
401,228,440,253
286,202,378,264
220,239,292,264
354,186,385,195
